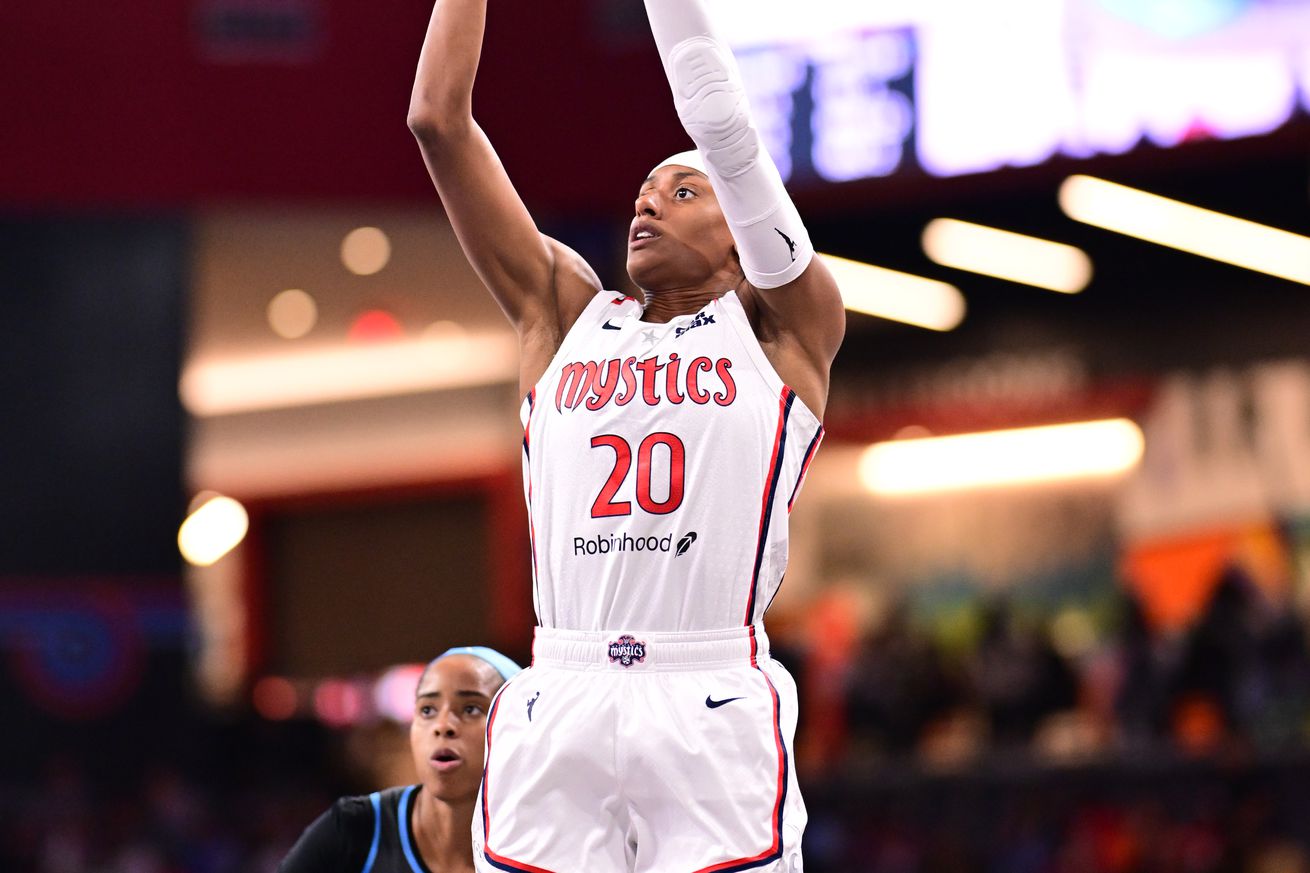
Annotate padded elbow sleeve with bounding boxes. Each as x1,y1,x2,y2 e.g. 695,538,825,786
666,36,757,178
646,0,813,288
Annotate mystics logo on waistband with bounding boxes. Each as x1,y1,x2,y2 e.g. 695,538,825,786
608,635,647,667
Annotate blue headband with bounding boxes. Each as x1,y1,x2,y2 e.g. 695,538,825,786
433,646,523,681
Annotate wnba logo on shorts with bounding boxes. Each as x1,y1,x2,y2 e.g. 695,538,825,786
607,635,647,667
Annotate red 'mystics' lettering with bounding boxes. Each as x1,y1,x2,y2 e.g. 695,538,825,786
665,354,684,405
687,356,713,404
636,357,662,407
557,361,599,412
713,359,736,406
554,354,736,412
586,359,622,410
616,357,638,406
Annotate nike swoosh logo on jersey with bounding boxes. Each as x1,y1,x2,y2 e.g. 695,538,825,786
602,320,622,330
705,695,745,709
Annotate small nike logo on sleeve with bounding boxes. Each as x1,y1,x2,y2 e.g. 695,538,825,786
705,695,745,709
602,320,622,330
775,228,798,262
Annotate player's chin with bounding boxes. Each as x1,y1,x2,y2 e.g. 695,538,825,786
626,251,674,292
625,252,653,288
427,774,481,805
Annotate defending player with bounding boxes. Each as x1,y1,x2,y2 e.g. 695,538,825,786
408,0,844,869
278,648,522,873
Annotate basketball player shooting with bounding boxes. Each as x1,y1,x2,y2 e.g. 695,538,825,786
408,0,845,869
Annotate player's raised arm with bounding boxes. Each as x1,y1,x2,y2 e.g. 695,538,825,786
643,0,845,408
407,0,601,389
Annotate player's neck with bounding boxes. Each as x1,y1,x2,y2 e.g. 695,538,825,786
641,274,745,323
412,789,476,873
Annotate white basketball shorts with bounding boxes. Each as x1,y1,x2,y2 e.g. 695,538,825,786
473,624,806,872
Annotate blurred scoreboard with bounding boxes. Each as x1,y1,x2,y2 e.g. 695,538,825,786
715,0,1310,184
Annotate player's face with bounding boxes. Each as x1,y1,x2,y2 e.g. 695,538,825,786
409,655,502,804
626,165,738,290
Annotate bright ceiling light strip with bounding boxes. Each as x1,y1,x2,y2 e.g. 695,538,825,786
1059,175,1310,285
180,332,519,417
921,218,1092,293
860,418,1145,496
819,252,966,331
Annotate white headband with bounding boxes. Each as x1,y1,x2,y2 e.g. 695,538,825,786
649,149,708,178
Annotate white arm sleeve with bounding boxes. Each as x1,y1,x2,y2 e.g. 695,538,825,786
644,0,813,289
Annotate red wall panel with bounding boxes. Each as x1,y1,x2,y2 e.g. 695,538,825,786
2,0,686,212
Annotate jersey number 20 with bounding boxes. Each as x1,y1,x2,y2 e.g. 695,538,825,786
590,433,685,517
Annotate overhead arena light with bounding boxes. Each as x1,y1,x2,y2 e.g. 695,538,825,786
1058,175,1310,285
179,331,519,416
178,494,249,566
819,253,966,331
859,418,1145,496
340,226,392,276
921,218,1092,294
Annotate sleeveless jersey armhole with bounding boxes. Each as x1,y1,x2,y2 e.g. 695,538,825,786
715,292,821,432
526,291,641,405
359,792,382,873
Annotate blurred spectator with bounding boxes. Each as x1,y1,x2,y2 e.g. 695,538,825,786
1112,587,1170,750
971,597,1079,750
846,602,960,760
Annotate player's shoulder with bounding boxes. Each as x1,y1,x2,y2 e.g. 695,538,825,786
328,792,378,832
341,784,412,807
709,286,762,340
278,789,413,873
331,786,418,838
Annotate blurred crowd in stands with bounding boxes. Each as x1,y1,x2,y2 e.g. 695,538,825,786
7,563,1310,871
868,565,1304,768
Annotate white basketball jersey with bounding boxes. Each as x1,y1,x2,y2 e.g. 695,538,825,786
520,290,824,633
